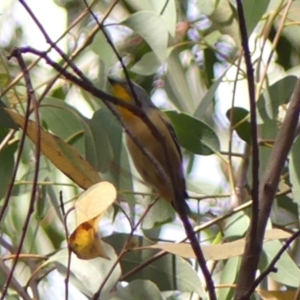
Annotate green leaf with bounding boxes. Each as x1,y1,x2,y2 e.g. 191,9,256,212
164,51,195,113
276,195,298,218
39,98,85,157
226,107,251,144
259,119,278,140
240,0,270,34
276,1,300,50
40,98,114,174
124,0,176,37
0,141,17,200
53,246,120,297
254,142,272,186
90,29,116,70
11,157,51,196
257,76,297,123
122,11,168,63
131,51,161,75
151,0,176,37
36,183,49,220
218,256,240,300
289,137,300,208
229,0,270,34
195,0,219,15
0,102,18,129
141,199,174,229
203,0,240,49
124,0,153,11
44,178,64,224
91,108,135,214
254,118,279,182
166,111,220,155
87,108,114,172
224,211,249,239
104,233,205,297
111,280,163,300
261,240,300,287
194,72,226,119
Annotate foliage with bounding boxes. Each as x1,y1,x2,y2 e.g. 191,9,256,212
0,0,300,299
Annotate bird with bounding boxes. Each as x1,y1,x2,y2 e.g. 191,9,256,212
108,77,189,213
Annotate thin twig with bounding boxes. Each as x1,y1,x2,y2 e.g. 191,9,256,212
82,0,140,107
1,49,41,300
244,229,300,298
0,0,98,99
228,53,243,195
0,259,32,300
255,0,294,98
93,199,158,299
63,205,74,300
19,0,90,82
234,0,259,298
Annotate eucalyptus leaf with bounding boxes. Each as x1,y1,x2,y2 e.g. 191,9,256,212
0,102,18,129
226,107,251,144
261,240,300,287
53,246,120,297
122,11,168,63
166,111,220,155
289,137,300,209
141,199,174,229
218,256,240,300
104,233,205,297
111,280,163,300
40,98,88,159
257,76,297,123
131,51,161,75
231,0,270,34
0,141,16,200
194,72,225,119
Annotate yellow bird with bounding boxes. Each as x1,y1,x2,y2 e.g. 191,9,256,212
108,77,189,212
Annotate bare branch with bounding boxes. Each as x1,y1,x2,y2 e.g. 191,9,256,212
236,77,300,299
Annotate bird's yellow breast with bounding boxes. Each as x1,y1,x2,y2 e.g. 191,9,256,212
110,83,136,122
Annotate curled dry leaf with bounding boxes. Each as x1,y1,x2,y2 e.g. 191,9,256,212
68,182,117,260
68,216,110,260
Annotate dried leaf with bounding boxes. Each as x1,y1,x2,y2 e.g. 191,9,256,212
75,182,117,226
5,109,101,189
141,229,291,260
256,289,296,300
68,217,110,260
68,182,117,260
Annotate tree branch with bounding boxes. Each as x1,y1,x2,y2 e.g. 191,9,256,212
235,78,300,299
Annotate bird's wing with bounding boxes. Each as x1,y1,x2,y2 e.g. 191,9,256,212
159,112,183,161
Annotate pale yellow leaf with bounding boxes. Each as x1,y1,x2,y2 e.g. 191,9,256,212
264,228,291,240
68,182,116,260
256,289,296,300
141,229,291,260
75,182,117,226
